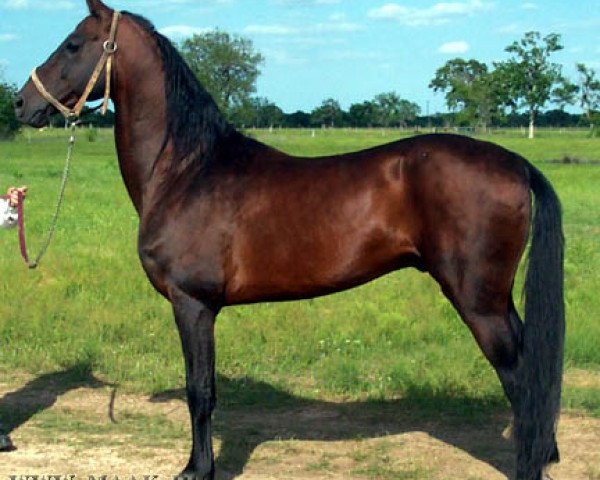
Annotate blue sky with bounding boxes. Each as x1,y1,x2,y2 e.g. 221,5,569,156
1,0,599,114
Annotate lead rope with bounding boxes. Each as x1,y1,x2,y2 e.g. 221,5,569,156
18,121,75,269
21,11,121,269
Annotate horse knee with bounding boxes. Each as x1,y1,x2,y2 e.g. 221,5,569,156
187,387,216,418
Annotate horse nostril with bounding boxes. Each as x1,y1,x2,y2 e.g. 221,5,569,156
14,96,24,110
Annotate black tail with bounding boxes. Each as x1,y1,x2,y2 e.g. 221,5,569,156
516,163,565,480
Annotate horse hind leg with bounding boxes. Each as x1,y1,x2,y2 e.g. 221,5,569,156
456,293,523,410
430,258,559,480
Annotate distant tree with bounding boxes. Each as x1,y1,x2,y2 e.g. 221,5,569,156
236,97,283,128
347,94,420,128
373,92,403,127
429,58,500,131
395,99,421,127
284,110,311,128
348,101,378,127
540,109,580,127
228,99,253,127
576,63,600,123
179,31,264,119
494,32,564,138
552,78,579,111
80,107,116,127
311,98,343,127
0,78,20,140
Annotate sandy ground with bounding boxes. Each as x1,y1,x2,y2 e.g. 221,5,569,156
0,373,598,479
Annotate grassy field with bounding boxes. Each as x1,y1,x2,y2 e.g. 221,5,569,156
0,126,598,423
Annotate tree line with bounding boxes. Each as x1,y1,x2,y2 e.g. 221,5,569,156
430,32,600,138
178,30,599,138
1,30,599,139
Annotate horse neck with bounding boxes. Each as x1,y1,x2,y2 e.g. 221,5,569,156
111,17,169,214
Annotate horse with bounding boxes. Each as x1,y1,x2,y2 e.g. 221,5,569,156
14,1,565,478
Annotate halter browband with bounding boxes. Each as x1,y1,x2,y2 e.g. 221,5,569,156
31,11,121,120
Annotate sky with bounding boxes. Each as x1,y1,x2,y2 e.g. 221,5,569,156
0,0,599,114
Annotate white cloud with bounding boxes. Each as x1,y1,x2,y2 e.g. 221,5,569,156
1,0,75,9
437,40,470,53
272,0,341,5
521,2,538,10
284,36,346,47
323,50,387,61
1,0,29,8
44,1,75,9
496,23,520,34
329,13,347,21
245,24,298,35
0,33,18,42
127,0,193,5
554,18,600,30
261,48,308,66
159,25,211,38
313,21,363,32
244,21,363,36
368,1,493,27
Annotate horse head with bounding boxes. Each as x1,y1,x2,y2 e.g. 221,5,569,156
14,0,117,127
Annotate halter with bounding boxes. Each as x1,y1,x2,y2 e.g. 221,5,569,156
30,11,121,120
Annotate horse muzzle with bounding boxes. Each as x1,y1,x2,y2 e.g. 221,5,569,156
14,81,53,128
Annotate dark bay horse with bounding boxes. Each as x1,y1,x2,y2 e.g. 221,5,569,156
14,1,564,478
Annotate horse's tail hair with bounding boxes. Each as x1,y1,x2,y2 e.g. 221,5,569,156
516,162,565,480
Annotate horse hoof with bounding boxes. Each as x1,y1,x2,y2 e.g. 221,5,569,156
0,434,15,452
177,470,214,480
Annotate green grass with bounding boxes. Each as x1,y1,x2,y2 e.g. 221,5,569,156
0,127,598,416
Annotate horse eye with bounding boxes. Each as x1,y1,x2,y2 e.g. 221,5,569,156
66,41,80,54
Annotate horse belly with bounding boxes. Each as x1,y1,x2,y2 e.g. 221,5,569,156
224,196,419,304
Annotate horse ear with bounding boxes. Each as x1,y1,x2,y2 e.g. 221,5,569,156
86,0,111,16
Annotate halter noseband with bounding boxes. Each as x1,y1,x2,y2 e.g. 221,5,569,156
30,11,121,120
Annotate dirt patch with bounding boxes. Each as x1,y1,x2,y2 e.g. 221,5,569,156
0,375,598,479
564,369,600,389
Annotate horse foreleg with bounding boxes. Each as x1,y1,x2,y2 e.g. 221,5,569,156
171,289,219,480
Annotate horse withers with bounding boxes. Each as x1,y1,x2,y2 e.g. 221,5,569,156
14,1,564,479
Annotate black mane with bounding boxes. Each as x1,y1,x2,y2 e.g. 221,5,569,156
123,12,231,175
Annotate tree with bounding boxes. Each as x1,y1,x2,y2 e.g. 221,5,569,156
374,92,402,127
576,63,600,123
552,78,578,111
494,32,564,138
347,94,420,128
396,99,421,127
311,98,343,128
284,110,311,128
0,78,20,140
429,58,500,131
231,97,283,128
348,101,378,127
179,31,264,119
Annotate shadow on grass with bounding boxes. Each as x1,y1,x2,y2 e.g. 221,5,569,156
151,375,515,479
0,362,108,437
